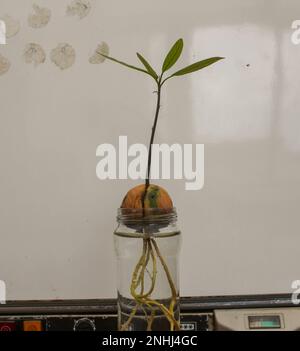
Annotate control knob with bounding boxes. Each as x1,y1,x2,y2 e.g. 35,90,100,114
74,318,96,331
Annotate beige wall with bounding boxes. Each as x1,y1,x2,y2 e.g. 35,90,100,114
0,0,300,300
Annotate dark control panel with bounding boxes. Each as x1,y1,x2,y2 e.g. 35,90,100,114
0,294,294,331
0,313,212,331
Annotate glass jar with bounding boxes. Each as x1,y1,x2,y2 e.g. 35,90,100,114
114,208,181,331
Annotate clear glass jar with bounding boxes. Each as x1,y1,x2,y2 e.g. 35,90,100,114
114,208,181,331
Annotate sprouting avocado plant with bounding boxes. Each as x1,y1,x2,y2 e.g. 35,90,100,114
102,39,223,195
101,39,224,331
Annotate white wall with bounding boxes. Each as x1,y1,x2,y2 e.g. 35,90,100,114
0,0,299,300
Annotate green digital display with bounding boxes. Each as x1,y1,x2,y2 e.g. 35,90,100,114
248,315,281,329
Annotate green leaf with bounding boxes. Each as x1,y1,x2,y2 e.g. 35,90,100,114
162,38,184,73
136,53,158,80
171,57,224,77
100,53,150,75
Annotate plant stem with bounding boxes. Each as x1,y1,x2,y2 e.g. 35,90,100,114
142,77,162,208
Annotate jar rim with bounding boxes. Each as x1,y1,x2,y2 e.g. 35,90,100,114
117,207,177,224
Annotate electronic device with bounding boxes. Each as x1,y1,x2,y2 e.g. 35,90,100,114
215,307,300,331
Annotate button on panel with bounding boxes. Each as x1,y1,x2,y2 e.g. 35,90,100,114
23,320,43,331
0,322,17,331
